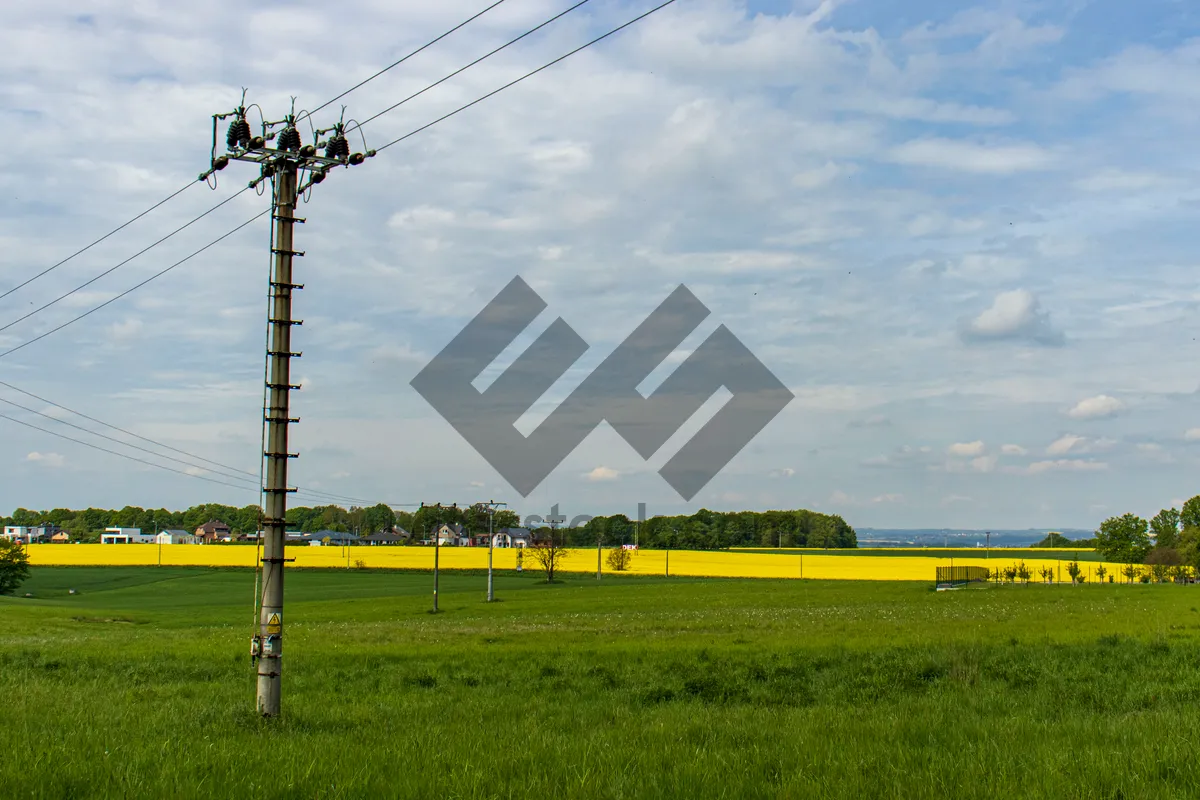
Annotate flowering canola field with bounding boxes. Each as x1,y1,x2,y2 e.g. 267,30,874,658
24,544,1123,582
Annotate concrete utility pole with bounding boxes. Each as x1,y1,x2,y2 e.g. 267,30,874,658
203,93,374,719
474,500,507,602
421,502,455,613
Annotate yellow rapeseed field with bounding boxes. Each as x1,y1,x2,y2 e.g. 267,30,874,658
24,544,1124,582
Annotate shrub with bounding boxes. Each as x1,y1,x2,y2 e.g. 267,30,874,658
606,548,633,572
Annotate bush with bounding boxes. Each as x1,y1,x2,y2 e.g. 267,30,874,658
0,539,31,596
605,548,633,572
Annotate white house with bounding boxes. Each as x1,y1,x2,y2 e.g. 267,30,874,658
2,526,31,543
434,523,468,546
491,527,533,548
102,527,155,544
157,530,201,545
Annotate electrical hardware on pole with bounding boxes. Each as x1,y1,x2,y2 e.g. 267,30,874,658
205,91,375,719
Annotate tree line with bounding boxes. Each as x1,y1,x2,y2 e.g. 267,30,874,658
572,509,857,549
1090,495,1200,573
2,503,856,549
0,503,524,542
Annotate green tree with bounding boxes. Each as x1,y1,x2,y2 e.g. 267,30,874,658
1150,508,1181,549
1094,514,1152,565
0,539,31,595
1182,496,1200,531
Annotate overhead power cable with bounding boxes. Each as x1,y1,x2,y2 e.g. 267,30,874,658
308,0,512,118
348,0,593,134
377,0,679,153
0,208,270,361
0,182,197,304
0,377,407,507
1,1,509,305
0,187,251,335
0,412,254,492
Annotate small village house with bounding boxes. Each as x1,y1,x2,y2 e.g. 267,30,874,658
195,520,232,543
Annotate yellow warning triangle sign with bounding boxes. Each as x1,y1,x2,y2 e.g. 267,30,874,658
267,613,281,626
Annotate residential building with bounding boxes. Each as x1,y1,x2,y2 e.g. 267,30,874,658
2,526,30,543
49,531,71,544
102,527,155,544
492,527,533,548
195,520,232,543
434,523,468,547
361,528,410,546
296,530,360,547
157,530,201,545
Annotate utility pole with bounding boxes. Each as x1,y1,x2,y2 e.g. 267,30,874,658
205,92,374,719
421,502,455,613
473,500,507,602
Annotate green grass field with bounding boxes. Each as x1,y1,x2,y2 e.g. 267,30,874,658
3,566,1200,798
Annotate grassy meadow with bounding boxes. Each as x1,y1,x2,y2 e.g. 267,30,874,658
3,566,1200,798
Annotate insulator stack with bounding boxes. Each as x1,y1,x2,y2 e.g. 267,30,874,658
278,126,302,152
325,134,349,160
226,117,252,150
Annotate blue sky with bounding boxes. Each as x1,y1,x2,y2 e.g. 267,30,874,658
1,0,1198,529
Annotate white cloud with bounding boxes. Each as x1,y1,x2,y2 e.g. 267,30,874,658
828,490,855,506
769,467,796,478
959,289,1064,346
585,466,619,482
469,481,485,488
890,138,1053,174
1068,395,1124,419
941,494,973,506
1027,459,1108,474
1185,429,1200,442
26,452,65,468
1001,444,1027,455
1046,435,1087,456
948,441,985,457
871,493,904,504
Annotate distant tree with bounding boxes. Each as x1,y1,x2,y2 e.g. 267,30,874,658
1096,564,1108,583
1150,508,1181,549
1038,566,1054,584
1121,564,1139,584
0,539,31,596
1181,496,1200,532
1016,561,1032,585
1066,560,1082,585
605,548,633,572
1094,514,1152,565
528,527,569,583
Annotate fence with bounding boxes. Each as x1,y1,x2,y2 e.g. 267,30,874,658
935,566,990,588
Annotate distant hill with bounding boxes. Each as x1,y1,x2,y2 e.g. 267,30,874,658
855,528,1095,548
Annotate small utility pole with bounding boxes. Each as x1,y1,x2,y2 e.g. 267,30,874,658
597,527,603,581
474,500,507,602
206,92,375,719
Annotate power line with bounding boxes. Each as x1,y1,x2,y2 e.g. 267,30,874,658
0,412,254,492
377,0,678,154
308,0,512,118
0,187,251,335
349,0,593,134
0,181,197,304
0,208,270,361
0,377,396,507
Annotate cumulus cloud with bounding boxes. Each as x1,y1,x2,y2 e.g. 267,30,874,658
1185,429,1200,442
1068,395,1124,419
1001,444,1027,455
872,493,904,503
828,490,855,505
1026,459,1107,474
1046,435,1087,456
26,452,65,468
948,441,986,457
959,290,1065,346
890,138,1053,174
585,466,620,482
769,467,796,478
